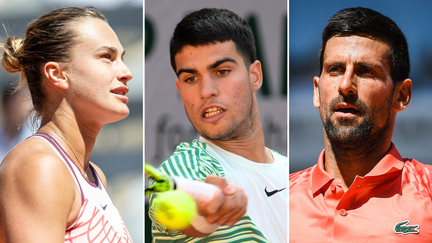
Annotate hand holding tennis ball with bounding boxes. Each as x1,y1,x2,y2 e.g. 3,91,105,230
153,190,197,230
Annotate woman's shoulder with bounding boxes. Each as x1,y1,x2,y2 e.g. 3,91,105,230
2,136,63,170
0,137,81,241
0,136,76,195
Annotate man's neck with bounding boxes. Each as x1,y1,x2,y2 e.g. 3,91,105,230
323,134,392,191
204,126,273,164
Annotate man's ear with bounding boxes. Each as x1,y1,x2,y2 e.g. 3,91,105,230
393,78,412,112
249,60,263,92
43,62,68,90
175,79,180,93
313,76,321,108
175,79,184,104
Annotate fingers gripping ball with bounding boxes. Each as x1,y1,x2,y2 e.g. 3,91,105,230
153,190,197,230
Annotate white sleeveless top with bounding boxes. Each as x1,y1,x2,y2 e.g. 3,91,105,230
33,133,133,243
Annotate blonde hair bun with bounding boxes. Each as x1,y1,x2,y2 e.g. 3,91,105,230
2,36,24,73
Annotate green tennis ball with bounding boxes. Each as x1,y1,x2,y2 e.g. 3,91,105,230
153,190,197,230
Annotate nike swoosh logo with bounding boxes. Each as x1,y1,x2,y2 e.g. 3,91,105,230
101,204,107,210
265,186,286,197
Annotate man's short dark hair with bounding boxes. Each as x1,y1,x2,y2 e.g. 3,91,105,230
170,8,256,72
319,7,410,84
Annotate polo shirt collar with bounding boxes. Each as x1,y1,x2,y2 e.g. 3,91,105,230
311,143,404,196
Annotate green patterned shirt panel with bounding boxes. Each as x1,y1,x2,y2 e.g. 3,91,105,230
149,139,269,243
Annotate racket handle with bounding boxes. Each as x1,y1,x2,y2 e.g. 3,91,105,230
172,176,219,202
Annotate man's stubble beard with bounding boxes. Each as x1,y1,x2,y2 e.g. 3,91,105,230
322,94,393,150
187,90,255,142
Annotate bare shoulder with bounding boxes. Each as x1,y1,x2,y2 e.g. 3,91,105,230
0,137,78,242
1,136,71,177
0,136,76,205
90,162,107,188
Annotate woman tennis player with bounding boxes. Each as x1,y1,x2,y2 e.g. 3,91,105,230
0,7,134,242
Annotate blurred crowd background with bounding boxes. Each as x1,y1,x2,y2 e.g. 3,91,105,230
290,0,432,172
0,0,143,242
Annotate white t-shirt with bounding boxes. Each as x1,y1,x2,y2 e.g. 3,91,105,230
201,137,288,243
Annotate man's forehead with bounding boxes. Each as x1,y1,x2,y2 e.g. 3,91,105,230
175,41,241,66
326,34,390,51
323,35,391,62
176,41,236,55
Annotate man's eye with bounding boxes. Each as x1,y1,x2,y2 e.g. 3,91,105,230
184,76,197,82
217,70,230,76
359,67,374,74
328,66,343,74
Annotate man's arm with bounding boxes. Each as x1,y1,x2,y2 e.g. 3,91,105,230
149,141,248,238
179,175,248,237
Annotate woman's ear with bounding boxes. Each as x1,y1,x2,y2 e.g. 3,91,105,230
249,60,263,92
43,62,68,90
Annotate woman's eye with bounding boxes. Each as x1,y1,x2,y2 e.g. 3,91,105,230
102,54,112,60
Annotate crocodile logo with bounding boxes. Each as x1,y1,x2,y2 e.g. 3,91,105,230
394,220,419,234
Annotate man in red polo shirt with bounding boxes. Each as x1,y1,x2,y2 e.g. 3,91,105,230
289,7,432,242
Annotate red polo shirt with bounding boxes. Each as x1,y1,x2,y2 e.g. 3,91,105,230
289,144,432,243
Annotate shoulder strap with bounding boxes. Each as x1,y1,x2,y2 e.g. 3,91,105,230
31,132,84,203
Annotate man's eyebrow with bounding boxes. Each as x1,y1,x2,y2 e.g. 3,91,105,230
323,61,345,67
176,68,197,77
323,61,382,68
176,57,237,77
208,57,237,70
353,61,381,68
